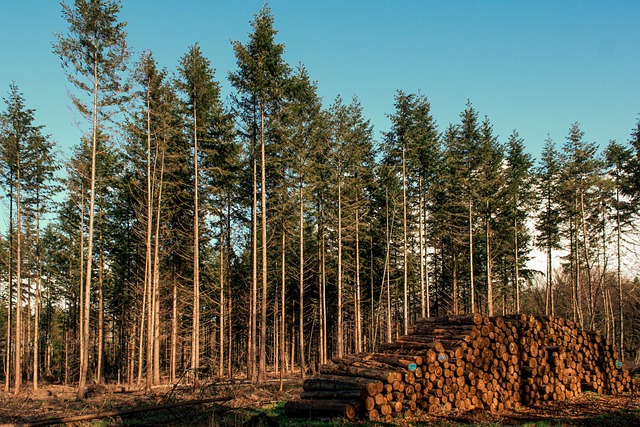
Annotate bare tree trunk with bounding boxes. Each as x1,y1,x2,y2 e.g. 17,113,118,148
319,206,327,364
298,179,306,377
249,153,257,383
218,224,225,378
192,101,200,381
226,222,233,379
5,186,12,393
402,146,408,334
453,252,459,315
355,203,362,353
259,104,268,383
486,206,493,316
468,198,475,314
370,236,375,350
137,275,147,387
170,270,177,383
515,215,520,313
580,186,595,329
574,198,584,325
153,150,164,385
337,170,343,358
15,162,22,395
280,226,285,390
145,88,154,392
419,178,426,318
33,200,42,391
616,188,624,360
546,244,554,316
97,216,105,384
385,190,392,343
77,61,99,400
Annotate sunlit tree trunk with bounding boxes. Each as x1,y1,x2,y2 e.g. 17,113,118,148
14,151,22,395
468,198,475,314
355,202,362,353
486,203,493,316
337,165,344,358
616,188,624,360
259,104,268,383
298,179,306,377
152,150,164,385
192,99,200,380
419,178,426,318
402,145,408,333
218,224,224,378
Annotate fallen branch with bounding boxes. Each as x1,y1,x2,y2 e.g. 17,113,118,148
15,396,232,427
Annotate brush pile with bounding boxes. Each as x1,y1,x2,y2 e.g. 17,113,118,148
284,313,635,422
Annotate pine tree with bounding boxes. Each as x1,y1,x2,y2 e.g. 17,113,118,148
177,43,226,381
384,91,439,327
476,118,503,315
559,123,602,326
230,6,290,383
503,130,534,314
605,140,633,359
53,0,129,399
536,137,562,315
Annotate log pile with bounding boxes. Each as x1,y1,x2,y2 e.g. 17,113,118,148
284,313,635,422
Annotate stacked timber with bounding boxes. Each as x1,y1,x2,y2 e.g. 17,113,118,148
284,313,635,422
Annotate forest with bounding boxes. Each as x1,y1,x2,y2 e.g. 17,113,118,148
1,0,640,400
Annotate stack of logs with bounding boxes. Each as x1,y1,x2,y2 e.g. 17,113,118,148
284,313,635,422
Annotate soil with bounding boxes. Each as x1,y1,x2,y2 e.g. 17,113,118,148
0,379,638,426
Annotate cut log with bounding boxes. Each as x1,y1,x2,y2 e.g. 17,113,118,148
284,400,358,420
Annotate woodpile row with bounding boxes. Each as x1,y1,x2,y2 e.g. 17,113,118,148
284,313,636,422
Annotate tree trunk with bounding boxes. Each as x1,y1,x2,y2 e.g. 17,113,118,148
402,146,408,334
192,99,200,380
337,165,344,358
468,198,475,314
249,153,257,383
319,204,327,364
14,156,22,395
5,183,13,393
170,268,177,383
580,185,595,329
355,203,362,354
145,87,154,392
33,195,42,391
299,179,306,377
385,189,392,343
280,226,285,390
218,224,225,378
153,149,164,385
77,63,99,400
97,215,105,384
259,103,268,383
616,188,624,360
419,178,426,318
486,206,493,316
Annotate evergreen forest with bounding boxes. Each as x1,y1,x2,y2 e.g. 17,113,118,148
1,0,640,398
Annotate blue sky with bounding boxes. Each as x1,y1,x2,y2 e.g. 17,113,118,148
2,0,639,162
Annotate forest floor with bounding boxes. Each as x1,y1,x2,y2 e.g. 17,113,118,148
0,376,638,426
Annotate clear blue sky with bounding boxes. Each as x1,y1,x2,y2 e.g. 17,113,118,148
2,0,639,162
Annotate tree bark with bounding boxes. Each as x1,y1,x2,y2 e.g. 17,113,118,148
77,62,99,400
14,147,22,395
192,98,200,380
402,146,409,334
259,103,268,383
299,179,306,377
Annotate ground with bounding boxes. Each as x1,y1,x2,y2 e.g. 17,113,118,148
0,378,638,426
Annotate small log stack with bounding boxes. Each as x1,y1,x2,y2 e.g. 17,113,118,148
284,313,636,422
